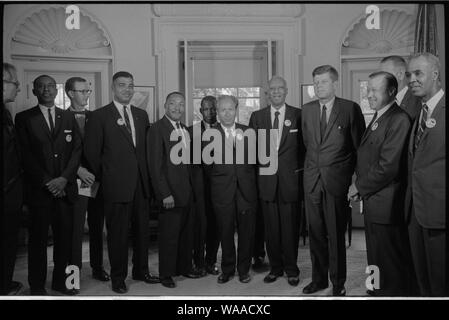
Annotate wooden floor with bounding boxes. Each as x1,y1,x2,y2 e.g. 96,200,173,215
10,229,371,297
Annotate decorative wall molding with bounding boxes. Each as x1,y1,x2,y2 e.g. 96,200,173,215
11,5,112,55
342,9,415,54
152,4,304,18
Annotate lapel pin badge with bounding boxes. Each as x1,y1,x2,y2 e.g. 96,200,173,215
117,118,125,126
372,122,378,131
338,125,342,130
66,134,72,142
284,119,291,127
426,118,436,128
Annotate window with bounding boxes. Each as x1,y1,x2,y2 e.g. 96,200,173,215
193,87,260,125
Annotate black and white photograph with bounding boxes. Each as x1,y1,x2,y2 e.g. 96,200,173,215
1,1,447,304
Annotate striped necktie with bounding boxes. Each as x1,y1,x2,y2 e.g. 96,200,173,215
414,104,428,152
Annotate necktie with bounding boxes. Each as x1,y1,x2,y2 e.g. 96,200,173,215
414,104,428,152
320,104,327,141
123,105,132,135
226,127,235,146
48,108,55,134
273,111,280,129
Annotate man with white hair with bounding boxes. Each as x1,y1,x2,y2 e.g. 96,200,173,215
1,62,23,295
405,52,446,296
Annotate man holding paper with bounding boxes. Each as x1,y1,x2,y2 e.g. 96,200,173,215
65,77,109,284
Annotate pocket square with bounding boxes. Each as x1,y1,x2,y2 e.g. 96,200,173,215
289,129,298,133
64,130,72,133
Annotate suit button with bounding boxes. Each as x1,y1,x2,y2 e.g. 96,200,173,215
54,154,58,158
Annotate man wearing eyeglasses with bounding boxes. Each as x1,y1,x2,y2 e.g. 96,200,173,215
65,77,110,285
15,75,82,295
2,63,23,295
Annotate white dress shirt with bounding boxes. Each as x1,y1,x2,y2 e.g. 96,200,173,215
220,123,236,139
39,104,56,131
114,100,136,146
375,100,395,121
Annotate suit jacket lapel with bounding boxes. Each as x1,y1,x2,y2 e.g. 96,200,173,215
361,103,396,145
279,105,292,148
32,106,52,140
53,107,63,138
110,103,134,147
322,98,340,142
313,101,321,145
131,105,140,148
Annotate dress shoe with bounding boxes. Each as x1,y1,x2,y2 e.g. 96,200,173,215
366,289,376,297
133,273,160,284
112,281,128,294
182,269,203,279
332,286,346,296
160,277,176,288
8,281,23,295
302,282,328,294
217,273,233,284
52,285,79,296
205,264,219,275
194,267,208,278
30,288,48,296
263,272,283,283
92,268,110,282
287,276,300,286
239,274,251,283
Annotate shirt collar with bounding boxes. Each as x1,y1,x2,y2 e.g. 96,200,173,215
39,104,55,113
423,89,444,116
271,104,286,115
165,114,182,129
202,120,216,129
375,100,395,119
320,96,335,109
220,122,236,133
395,86,408,105
113,100,131,112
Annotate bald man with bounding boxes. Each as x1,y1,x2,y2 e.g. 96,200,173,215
405,53,446,296
380,55,421,121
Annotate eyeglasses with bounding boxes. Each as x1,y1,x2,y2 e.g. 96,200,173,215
3,79,20,87
72,90,92,95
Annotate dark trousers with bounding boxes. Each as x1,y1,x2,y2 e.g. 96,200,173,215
364,217,413,296
408,208,447,296
253,201,266,260
193,181,219,268
104,178,149,285
158,200,194,277
305,179,347,287
0,207,21,294
28,200,73,290
214,189,256,276
71,193,105,271
262,197,299,277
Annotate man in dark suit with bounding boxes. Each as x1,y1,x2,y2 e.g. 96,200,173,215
15,75,81,295
1,63,23,295
405,53,446,296
188,96,220,276
301,65,365,296
84,71,158,294
210,95,258,284
349,71,412,296
148,92,200,288
249,76,304,286
380,55,421,121
65,77,109,283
